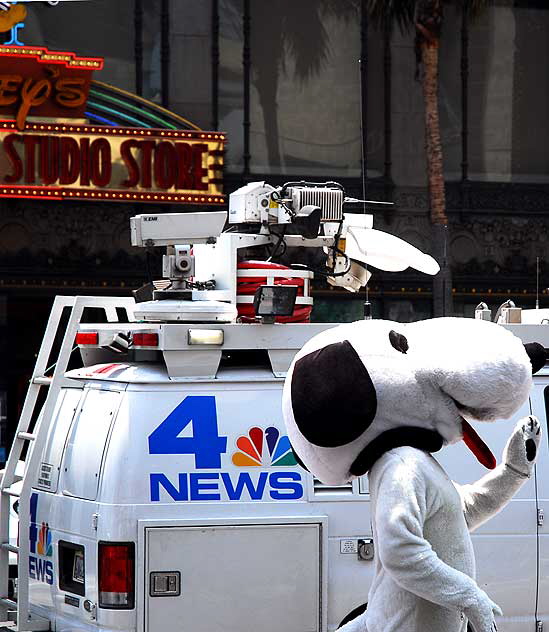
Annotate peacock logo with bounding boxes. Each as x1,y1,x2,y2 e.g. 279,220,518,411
232,427,297,467
37,522,52,557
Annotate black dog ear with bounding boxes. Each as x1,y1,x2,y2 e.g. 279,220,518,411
291,340,377,447
389,330,409,354
524,342,546,374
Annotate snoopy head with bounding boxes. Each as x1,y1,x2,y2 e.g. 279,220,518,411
282,317,545,486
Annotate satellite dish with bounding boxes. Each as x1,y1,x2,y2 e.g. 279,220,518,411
345,227,440,276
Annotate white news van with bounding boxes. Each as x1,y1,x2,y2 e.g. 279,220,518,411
0,183,547,632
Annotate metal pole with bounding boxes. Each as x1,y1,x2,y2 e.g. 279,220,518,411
383,17,392,182
134,0,144,96
161,0,170,109
461,5,469,183
360,0,368,182
243,0,251,177
211,0,220,130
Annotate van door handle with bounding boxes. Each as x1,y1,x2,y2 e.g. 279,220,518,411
149,571,181,597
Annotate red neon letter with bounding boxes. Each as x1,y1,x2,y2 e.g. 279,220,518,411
39,136,60,185
154,142,176,190
59,137,80,185
139,141,155,189
175,142,192,189
120,139,140,188
23,135,40,184
3,133,23,183
90,138,112,187
192,144,208,191
79,138,90,186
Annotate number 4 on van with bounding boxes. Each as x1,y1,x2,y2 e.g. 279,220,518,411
148,396,228,468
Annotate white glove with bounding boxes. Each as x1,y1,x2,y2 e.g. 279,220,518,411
463,590,502,632
503,416,542,478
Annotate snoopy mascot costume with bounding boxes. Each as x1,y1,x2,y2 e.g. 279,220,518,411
282,317,545,632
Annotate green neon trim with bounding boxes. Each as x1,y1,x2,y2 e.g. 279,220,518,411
92,80,201,130
86,100,152,128
89,88,178,130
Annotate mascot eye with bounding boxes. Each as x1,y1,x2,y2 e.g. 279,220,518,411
389,330,409,354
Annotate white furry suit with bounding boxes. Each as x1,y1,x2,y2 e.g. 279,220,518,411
283,318,545,632
350,420,539,632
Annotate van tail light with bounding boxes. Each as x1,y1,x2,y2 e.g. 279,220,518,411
132,332,159,348
75,332,99,346
98,542,135,609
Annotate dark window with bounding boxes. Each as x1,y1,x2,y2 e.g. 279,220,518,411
58,541,85,597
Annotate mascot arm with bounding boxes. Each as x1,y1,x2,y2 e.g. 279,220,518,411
374,456,494,616
456,416,541,532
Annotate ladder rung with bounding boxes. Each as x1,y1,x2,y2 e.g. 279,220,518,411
0,544,18,554
1,489,20,498
16,433,35,442
32,376,52,386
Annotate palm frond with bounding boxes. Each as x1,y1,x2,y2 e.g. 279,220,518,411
281,2,330,82
318,0,361,21
365,0,417,33
279,0,360,82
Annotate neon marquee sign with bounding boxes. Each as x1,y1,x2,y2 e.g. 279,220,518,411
0,122,226,204
0,42,226,205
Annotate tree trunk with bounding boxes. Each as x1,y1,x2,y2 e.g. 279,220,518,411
256,74,282,168
421,41,453,316
421,42,446,225
250,3,284,170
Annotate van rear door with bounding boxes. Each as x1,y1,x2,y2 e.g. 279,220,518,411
59,386,122,500
140,518,326,632
34,387,83,492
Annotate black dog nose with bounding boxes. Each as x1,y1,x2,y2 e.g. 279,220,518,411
524,342,546,374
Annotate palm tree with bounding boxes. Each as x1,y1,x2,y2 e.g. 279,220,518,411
366,0,490,316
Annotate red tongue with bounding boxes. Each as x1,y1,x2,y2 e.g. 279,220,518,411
461,418,497,469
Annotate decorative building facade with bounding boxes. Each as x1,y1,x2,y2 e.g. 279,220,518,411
1,0,548,455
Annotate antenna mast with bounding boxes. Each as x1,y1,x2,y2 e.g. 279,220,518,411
359,56,371,320
536,256,540,309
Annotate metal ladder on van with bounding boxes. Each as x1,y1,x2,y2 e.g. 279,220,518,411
0,296,136,631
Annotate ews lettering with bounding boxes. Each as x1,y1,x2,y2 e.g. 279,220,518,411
29,557,54,586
